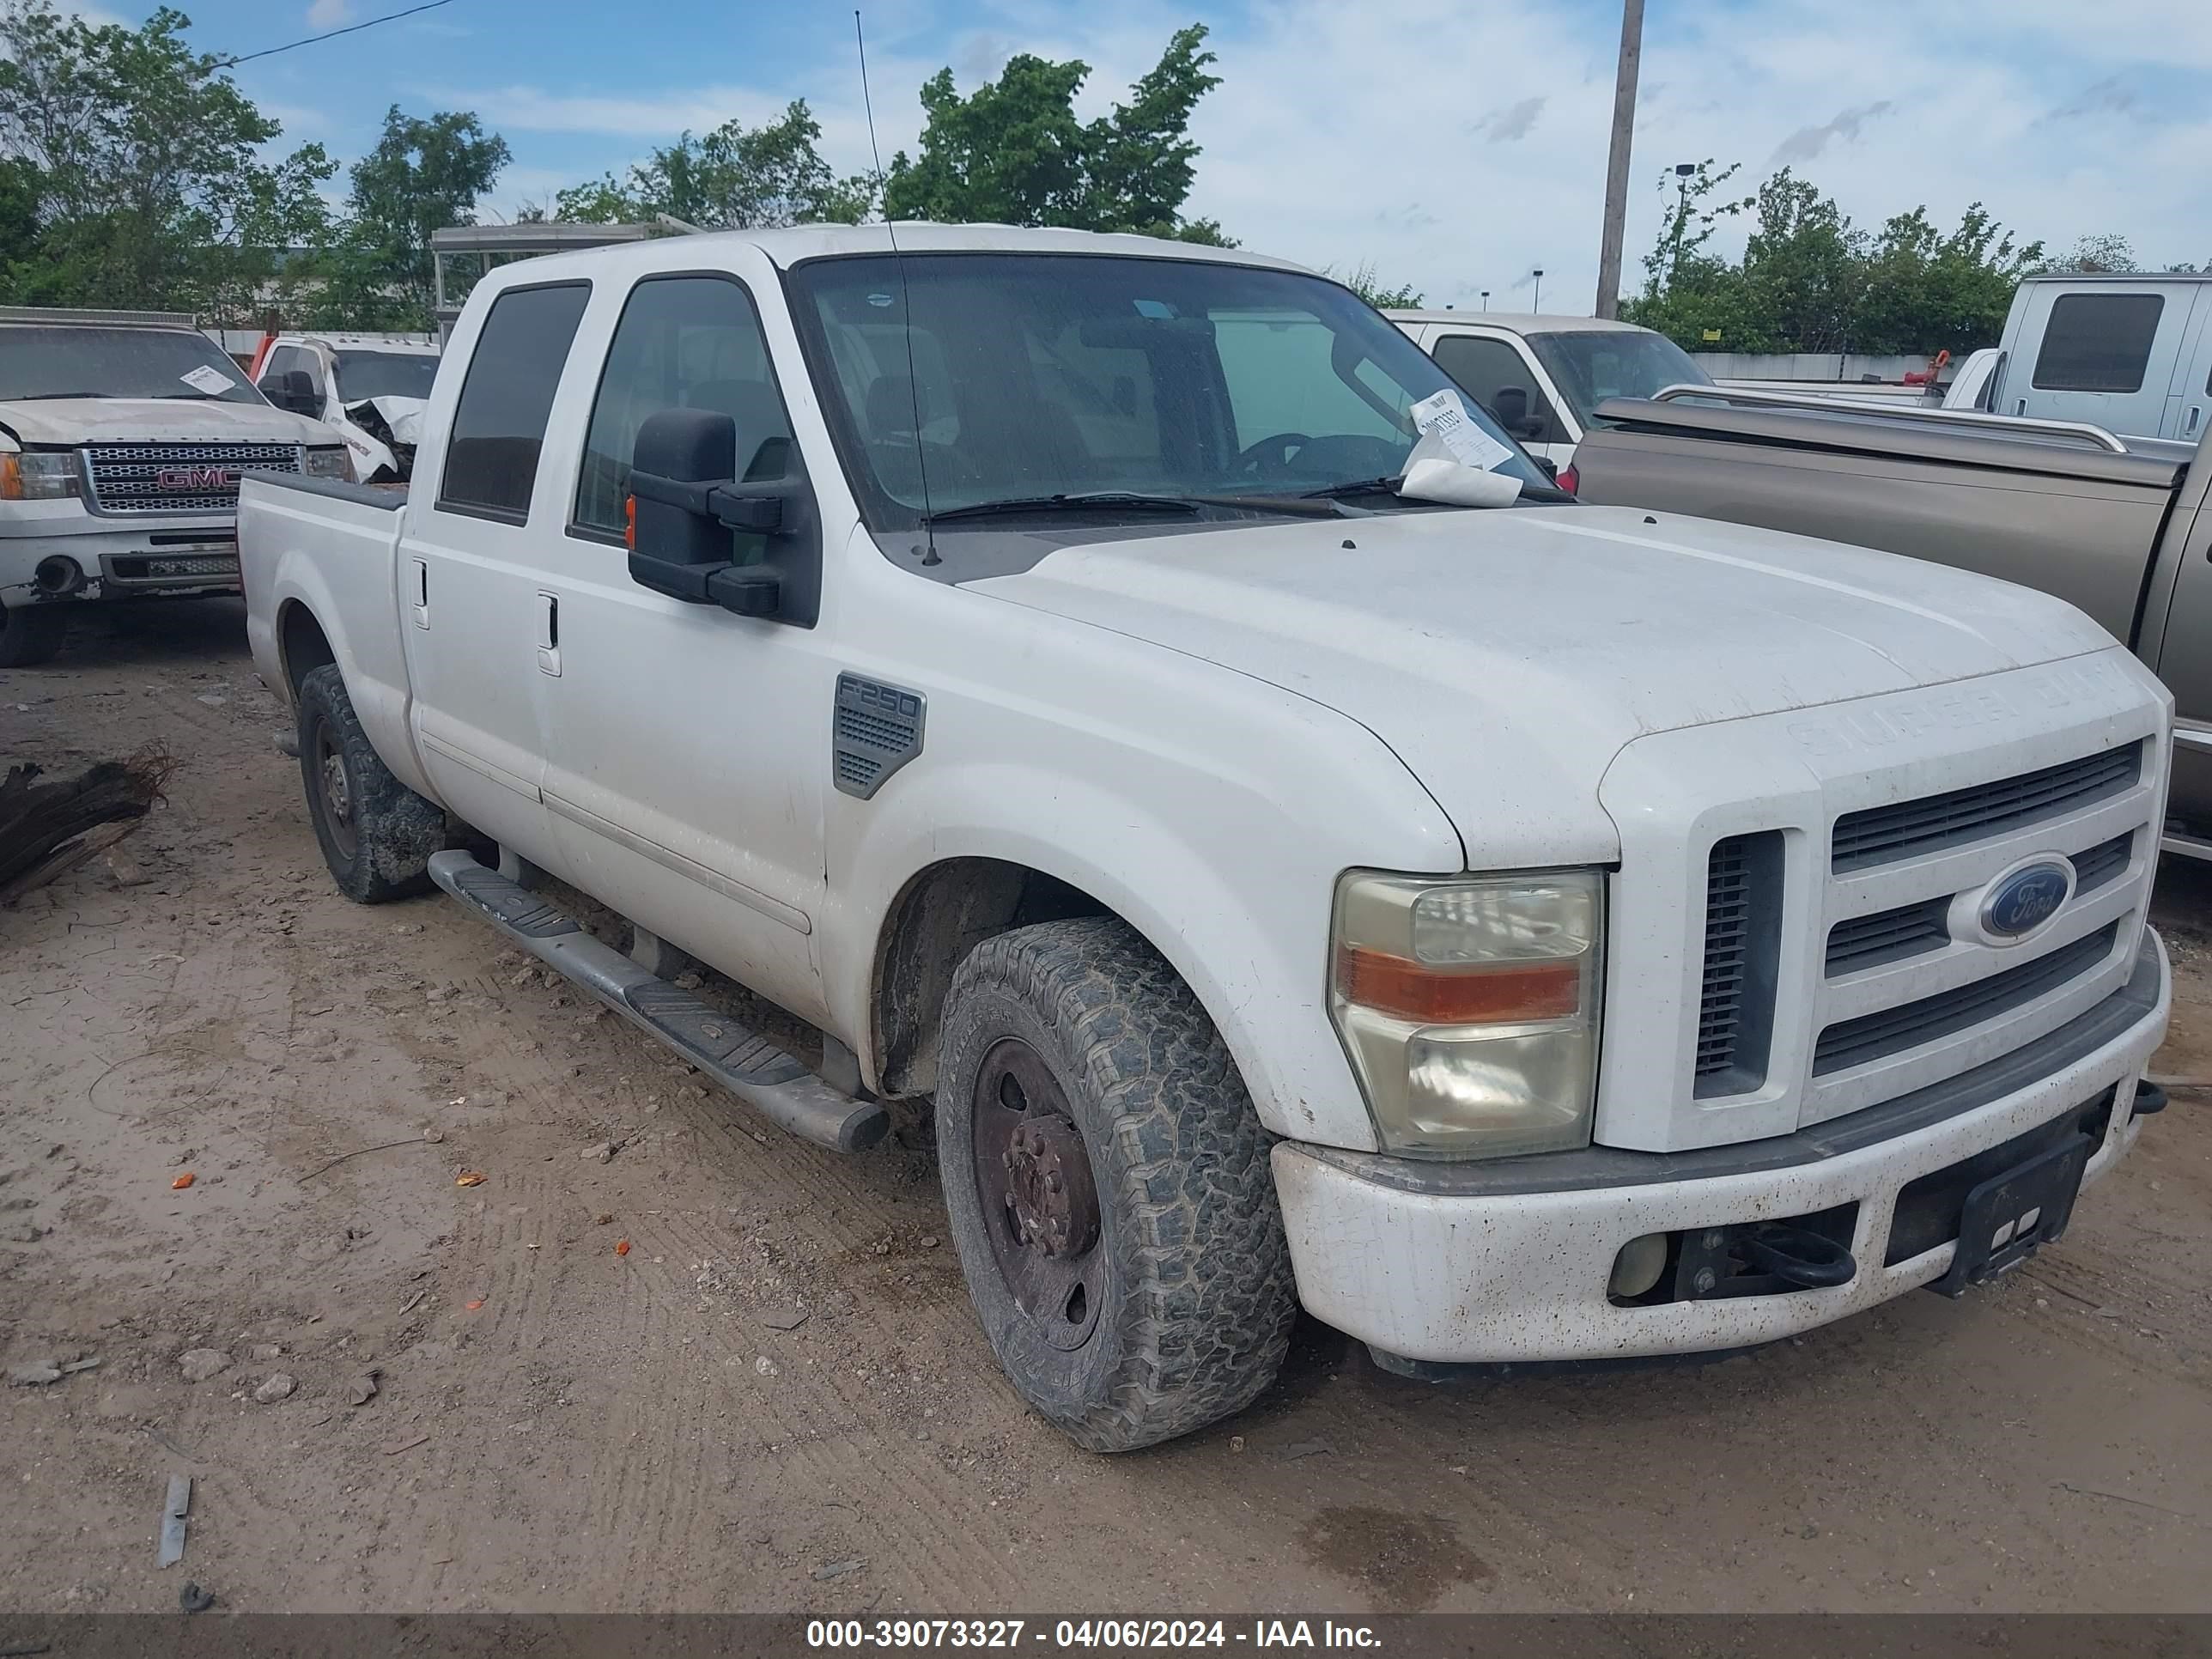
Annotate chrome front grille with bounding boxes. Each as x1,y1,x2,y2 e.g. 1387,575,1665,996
80,442,301,514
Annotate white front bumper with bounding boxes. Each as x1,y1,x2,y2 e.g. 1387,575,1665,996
1,502,239,599
1273,931,2167,1364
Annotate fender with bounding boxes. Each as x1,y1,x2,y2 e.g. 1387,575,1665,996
817,606,1466,1152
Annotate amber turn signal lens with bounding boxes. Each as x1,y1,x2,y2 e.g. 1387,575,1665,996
624,494,635,550
1335,944,1582,1024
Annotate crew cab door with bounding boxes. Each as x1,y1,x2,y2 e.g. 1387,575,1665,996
525,264,830,1024
398,280,592,858
1422,328,1578,464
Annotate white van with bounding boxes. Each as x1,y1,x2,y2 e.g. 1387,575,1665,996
1387,311,1716,469
1976,273,2212,443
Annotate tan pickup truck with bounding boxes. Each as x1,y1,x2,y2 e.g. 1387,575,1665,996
1568,387,2210,860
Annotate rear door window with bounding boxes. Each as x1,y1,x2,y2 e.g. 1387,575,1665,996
2031,294,2164,392
438,283,592,522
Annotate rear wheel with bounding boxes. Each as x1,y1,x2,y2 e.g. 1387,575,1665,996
936,917,1296,1451
296,663,443,902
0,605,67,668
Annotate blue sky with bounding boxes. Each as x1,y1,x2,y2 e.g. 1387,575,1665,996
98,0,2212,312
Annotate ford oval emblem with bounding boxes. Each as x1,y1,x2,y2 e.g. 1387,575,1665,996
1980,861,2072,940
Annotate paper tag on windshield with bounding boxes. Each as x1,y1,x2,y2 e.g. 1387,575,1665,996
180,364,235,395
1409,388,1513,472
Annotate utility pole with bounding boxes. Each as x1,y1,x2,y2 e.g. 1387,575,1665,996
1594,0,1645,319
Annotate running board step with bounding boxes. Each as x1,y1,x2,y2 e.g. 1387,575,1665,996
426,851,887,1152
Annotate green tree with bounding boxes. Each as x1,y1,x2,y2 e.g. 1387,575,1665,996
1851,204,2041,354
1328,262,1423,309
554,100,875,229
2045,233,2136,274
883,24,1226,241
0,0,334,317
1625,160,2040,356
1619,160,1758,346
316,106,509,329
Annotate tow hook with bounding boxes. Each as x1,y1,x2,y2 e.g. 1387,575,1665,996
1735,1222,1856,1289
2130,1080,2167,1118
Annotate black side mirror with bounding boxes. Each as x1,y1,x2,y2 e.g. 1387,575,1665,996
280,368,319,415
626,407,811,620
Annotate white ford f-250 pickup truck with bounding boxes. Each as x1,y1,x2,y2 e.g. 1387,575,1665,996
240,224,2173,1451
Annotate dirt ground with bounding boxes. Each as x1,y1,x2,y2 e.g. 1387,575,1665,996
3,599,2209,1616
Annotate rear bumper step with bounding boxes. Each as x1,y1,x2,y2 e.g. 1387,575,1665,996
426,850,888,1152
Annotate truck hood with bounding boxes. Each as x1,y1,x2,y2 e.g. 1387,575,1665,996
0,397,329,448
970,504,2119,866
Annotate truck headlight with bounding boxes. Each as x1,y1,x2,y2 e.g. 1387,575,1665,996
302,447,351,480
1329,868,1604,1158
0,453,81,501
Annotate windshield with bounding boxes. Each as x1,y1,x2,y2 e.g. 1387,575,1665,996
0,325,265,404
334,349,439,403
787,252,1548,527
1526,330,1711,426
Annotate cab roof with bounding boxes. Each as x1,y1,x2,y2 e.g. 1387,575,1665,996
483,222,1313,286
1385,309,1656,335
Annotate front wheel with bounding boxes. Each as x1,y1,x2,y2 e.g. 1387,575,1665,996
937,917,1296,1451
0,605,67,668
295,662,444,902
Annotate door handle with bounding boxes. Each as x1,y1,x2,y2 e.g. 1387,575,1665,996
409,556,428,629
2188,406,2202,437
536,590,561,678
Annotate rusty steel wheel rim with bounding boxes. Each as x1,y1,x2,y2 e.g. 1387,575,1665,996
314,721,357,860
971,1036,1104,1352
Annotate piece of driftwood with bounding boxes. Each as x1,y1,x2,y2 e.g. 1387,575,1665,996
0,747,175,905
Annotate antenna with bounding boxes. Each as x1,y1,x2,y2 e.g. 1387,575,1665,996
856,9,938,565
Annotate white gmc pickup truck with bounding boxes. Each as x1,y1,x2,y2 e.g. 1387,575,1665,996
240,225,2173,1451
2,306,349,665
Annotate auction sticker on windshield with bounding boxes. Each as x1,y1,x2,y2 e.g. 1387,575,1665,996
179,364,235,396
1409,388,1513,471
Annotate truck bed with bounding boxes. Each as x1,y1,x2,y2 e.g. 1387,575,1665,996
238,471,424,799
1577,392,2184,643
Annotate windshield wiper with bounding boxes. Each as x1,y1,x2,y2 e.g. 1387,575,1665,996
1304,474,1575,507
924,491,1202,525
925,489,1372,526
1302,476,1404,501
9,391,115,401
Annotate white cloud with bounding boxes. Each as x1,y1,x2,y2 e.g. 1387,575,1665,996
307,0,354,27
466,0,2212,309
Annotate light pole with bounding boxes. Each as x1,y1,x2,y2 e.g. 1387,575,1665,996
1594,0,1645,319
1532,268,1544,312
1669,161,1696,280
1480,289,1490,312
